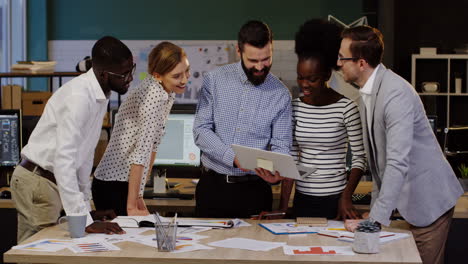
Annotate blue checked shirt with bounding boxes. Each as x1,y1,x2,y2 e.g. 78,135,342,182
193,61,292,176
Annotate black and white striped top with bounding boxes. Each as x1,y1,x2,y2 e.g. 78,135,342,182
291,97,366,196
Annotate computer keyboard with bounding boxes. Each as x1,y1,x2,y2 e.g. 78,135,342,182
143,190,194,200
351,193,372,205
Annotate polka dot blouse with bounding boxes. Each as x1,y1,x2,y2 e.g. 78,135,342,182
94,75,175,196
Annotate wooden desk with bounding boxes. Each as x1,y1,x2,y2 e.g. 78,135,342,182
4,219,421,264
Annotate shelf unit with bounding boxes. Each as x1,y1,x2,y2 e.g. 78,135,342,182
0,72,81,92
411,54,468,129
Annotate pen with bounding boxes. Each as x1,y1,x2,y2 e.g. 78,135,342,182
250,212,286,218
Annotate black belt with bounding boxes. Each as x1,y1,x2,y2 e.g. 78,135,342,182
19,158,56,184
205,168,260,183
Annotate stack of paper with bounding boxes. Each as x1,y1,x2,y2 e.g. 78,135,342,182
11,61,56,73
208,238,285,251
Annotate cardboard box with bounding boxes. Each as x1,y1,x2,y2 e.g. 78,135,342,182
2,85,12,109
2,85,22,109
22,92,52,116
11,85,22,109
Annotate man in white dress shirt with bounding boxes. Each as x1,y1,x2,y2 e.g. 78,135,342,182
10,36,134,242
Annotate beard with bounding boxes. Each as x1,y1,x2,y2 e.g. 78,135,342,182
241,58,271,86
108,79,130,95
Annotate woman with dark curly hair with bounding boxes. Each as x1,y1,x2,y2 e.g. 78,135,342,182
258,19,366,220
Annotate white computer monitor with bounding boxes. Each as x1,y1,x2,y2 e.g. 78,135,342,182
154,113,200,166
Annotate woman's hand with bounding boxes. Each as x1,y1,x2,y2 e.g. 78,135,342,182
127,197,150,216
344,219,363,232
336,196,360,220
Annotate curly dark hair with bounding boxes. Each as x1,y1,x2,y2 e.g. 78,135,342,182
295,19,342,72
92,36,132,70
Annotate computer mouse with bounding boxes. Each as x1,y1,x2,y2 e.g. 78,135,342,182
0,190,11,199
138,220,155,228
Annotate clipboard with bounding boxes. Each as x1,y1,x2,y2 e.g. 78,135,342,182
231,144,316,180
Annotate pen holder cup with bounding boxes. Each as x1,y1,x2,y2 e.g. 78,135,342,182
352,231,380,254
155,223,177,252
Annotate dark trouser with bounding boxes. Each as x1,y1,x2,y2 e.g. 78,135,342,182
195,169,272,218
92,178,129,216
410,207,454,264
293,191,341,219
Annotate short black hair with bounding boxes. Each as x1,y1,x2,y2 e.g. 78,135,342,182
295,19,342,72
91,36,132,70
238,20,272,52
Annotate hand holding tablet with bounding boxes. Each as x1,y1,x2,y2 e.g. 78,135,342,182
231,144,316,180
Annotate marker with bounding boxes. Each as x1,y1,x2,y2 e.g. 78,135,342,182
250,212,286,218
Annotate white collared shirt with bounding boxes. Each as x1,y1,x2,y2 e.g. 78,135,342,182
94,75,175,196
21,69,109,222
359,64,381,126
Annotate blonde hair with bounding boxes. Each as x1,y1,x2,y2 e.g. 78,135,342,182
148,42,186,75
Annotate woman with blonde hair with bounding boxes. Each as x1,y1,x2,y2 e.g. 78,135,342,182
92,42,190,216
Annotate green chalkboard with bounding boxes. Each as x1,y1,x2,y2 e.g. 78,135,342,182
47,0,363,40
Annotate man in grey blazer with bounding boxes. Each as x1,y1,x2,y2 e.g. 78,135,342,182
339,26,463,264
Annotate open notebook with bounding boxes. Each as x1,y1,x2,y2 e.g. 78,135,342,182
112,216,237,228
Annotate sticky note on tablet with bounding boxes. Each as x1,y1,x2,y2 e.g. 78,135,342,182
256,158,274,171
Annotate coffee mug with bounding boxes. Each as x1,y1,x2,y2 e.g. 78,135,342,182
58,214,87,238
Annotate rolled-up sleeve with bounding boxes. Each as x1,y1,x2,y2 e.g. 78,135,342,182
54,95,92,216
193,73,234,167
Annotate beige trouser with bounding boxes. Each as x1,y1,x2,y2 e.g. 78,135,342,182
410,207,454,264
10,165,62,243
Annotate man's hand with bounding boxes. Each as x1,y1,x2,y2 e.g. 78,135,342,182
85,222,125,234
254,168,284,184
90,209,117,221
335,196,360,221
234,157,250,172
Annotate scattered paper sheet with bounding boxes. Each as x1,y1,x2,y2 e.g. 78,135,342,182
259,222,323,235
68,241,120,253
172,240,214,253
75,228,150,244
12,239,72,252
177,226,212,234
208,238,285,251
338,232,410,244
283,245,355,255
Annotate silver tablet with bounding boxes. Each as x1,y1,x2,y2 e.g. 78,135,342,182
231,144,316,180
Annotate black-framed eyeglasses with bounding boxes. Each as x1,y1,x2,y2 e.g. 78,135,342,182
338,56,359,62
106,63,136,82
